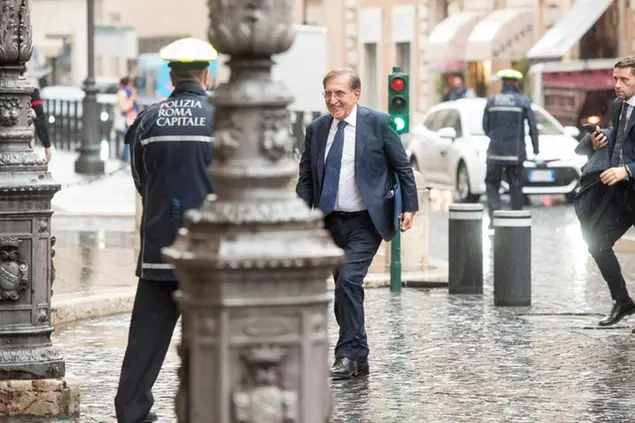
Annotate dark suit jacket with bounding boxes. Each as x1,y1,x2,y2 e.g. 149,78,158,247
296,105,419,242
575,98,635,183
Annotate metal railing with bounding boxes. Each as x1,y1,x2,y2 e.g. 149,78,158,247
39,98,322,160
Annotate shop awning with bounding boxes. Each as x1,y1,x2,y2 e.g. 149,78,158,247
464,8,534,61
425,12,484,62
527,0,613,60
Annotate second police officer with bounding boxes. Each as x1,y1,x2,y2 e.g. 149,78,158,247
482,69,540,228
114,38,217,423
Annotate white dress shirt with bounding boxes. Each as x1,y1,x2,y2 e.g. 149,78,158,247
323,104,365,212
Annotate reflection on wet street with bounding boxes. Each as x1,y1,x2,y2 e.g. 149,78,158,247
37,196,635,422
51,224,139,295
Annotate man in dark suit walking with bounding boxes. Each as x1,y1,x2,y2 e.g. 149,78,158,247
574,56,635,329
296,68,419,380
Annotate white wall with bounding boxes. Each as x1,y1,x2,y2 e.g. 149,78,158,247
31,0,88,85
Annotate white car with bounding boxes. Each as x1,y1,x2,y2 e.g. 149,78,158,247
406,98,587,203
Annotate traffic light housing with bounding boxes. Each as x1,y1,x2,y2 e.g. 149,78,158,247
388,66,409,134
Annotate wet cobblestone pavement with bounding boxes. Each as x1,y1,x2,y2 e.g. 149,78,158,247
14,200,635,422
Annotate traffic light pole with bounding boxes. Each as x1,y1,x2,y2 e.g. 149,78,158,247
388,66,410,294
390,220,402,293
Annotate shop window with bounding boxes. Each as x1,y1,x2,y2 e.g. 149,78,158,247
466,62,487,97
579,1,619,59
396,42,411,76
363,43,378,110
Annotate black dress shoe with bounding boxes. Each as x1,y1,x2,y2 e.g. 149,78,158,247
330,357,367,380
356,359,370,376
599,300,635,326
140,412,158,423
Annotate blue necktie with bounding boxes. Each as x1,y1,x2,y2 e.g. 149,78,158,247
319,120,347,216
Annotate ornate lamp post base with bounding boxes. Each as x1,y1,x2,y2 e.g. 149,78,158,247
74,83,105,175
0,0,80,418
74,147,106,175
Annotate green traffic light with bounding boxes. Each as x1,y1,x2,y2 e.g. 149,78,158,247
388,70,409,134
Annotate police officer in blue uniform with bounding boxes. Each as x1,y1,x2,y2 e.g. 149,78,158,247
482,69,539,227
114,38,217,423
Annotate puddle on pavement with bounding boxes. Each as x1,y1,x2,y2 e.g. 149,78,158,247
519,314,633,331
53,230,139,249
52,215,135,233
54,314,181,350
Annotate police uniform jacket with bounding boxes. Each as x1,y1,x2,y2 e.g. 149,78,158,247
482,86,540,164
128,82,215,281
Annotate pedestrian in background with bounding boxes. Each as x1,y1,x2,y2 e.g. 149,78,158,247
482,69,539,229
442,72,476,101
117,76,140,165
296,68,419,380
574,56,635,329
30,86,53,162
25,70,53,162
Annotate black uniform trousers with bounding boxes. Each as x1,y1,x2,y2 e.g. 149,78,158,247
575,179,635,303
115,278,180,423
485,162,524,221
325,211,382,362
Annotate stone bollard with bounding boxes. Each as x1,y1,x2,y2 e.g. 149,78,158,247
383,170,430,273
448,203,484,294
493,210,532,306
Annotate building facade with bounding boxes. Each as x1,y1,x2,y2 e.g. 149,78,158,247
317,0,635,124
30,0,310,85
30,0,634,113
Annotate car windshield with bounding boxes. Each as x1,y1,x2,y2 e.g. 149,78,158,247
464,102,563,136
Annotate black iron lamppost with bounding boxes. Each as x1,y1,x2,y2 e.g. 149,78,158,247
74,0,105,175
162,1,344,421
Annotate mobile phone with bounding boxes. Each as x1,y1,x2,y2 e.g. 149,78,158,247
582,123,598,135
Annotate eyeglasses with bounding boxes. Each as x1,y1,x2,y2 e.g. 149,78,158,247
322,90,348,99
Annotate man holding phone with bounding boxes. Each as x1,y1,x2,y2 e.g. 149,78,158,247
574,56,635,329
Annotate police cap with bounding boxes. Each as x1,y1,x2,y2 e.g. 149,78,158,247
159,37,217,71
495,69,523,81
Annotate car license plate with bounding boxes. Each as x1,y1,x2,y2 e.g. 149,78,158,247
528,169,555,183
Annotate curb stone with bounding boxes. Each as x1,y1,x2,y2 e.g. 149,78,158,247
52,288,137,327
51,261,449,327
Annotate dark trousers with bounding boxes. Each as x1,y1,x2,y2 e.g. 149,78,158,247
575,181,635,303
485,162,524,221
115,279,180,423
325,211,382,361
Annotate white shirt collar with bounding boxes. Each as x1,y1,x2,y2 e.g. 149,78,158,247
333,103,357,128
626,96,635,108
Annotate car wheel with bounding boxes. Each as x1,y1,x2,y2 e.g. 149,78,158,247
455,162,480,203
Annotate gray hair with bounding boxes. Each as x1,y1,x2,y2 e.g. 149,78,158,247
322,68,361,91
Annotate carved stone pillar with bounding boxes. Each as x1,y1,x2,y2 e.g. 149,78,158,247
0,0,79,417
162,1,344,422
